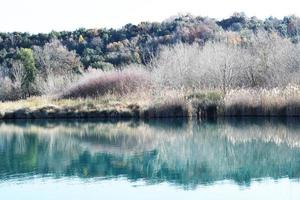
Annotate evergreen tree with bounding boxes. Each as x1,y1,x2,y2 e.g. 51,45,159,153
17,48,37,97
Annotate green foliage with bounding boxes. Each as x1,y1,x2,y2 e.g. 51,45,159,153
90,61,114,71
186,92,206,100
206,92,224,102
1,14,300,71
186,91,224,104
17,48,37,96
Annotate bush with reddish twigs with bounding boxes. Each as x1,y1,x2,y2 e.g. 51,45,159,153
59,67,151,99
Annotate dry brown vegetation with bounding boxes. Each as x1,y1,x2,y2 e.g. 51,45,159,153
1,85,299,119
1,31,300,118
59,67,150,99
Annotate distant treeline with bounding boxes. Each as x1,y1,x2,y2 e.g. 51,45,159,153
1,13,300,70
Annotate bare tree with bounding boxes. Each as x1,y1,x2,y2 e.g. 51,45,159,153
241,31,300,88
11,60,25,92
33,39,83,95
199,41,244,94
151,41,243,93
33,39,82,78
150,30,300,92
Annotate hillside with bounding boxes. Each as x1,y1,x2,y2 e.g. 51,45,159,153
1,13,300,70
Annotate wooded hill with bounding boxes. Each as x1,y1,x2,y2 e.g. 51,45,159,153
1,13,300,71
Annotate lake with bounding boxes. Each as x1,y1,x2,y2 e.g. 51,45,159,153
0,118,300,200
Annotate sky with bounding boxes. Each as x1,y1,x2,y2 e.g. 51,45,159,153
1,0,300,33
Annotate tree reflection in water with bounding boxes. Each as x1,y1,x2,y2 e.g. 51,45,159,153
0,118,300,189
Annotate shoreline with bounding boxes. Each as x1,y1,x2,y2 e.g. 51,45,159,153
1,87,300,120
1,104,300,120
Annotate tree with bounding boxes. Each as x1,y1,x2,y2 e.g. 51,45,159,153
241,31,300,88
202,42,243,94
32,40,83,95
17,48,37,97
33,39,82,78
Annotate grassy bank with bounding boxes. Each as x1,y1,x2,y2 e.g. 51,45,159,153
0,91,193,120
1,86,300,120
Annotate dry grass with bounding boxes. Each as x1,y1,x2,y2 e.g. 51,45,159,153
0,96,126,114
0,85,300,119
144,97,192,118
224,85,300,116
0,89,194,119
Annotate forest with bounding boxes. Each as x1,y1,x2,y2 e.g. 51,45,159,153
0,13,300,118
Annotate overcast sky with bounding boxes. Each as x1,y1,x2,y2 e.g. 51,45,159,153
1,0,300,33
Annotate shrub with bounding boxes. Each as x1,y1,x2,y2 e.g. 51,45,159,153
144,98,191,118
0,77,23,101
59,67,150,99
35,72,79,96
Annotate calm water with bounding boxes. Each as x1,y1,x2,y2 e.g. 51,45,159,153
0,118,300,199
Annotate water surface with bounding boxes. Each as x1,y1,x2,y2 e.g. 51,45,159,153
0,118,300,199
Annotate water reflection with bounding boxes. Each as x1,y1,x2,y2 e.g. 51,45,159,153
0,118,300,188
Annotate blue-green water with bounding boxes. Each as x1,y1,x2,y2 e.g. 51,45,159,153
0,118,300,199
